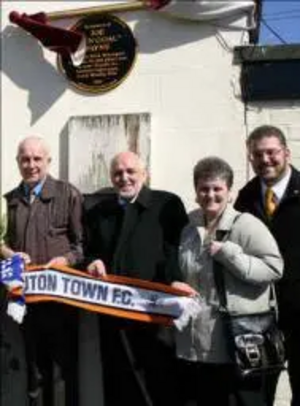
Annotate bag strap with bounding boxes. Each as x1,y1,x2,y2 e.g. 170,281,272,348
213,241,228,312
212,213,242,312
270,284,279,320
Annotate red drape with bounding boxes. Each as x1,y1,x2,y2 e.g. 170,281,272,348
148,0,171,10
9,11,83,55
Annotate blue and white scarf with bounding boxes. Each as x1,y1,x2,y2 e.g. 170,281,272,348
0,254,26,323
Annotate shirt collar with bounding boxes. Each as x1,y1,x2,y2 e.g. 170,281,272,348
261,166,292,202
23,179,45,198
118,197,130,207
117,186,150,208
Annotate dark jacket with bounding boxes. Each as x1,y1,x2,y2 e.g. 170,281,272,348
4,175,83,265
235,166,300,320
84,186,188,283
83,186,188,405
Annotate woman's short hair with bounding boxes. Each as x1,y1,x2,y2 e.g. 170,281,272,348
193,157,234,189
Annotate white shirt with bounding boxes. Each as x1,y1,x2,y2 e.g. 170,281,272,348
261,166,292,204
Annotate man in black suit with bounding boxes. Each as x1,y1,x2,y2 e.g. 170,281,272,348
235,125,300,406
84,151,188,406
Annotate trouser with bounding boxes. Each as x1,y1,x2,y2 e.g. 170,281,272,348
99,316,179,406
262,370,281,406
22,303,79,406
176,359,272,406
285,326,300,406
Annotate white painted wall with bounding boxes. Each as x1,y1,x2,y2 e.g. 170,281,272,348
2,1,253,210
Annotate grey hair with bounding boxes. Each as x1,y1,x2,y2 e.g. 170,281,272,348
193,156,234,189
17,136,51,159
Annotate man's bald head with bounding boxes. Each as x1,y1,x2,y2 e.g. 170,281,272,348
17,136,51,159
17,136,52,187
110,151,147,200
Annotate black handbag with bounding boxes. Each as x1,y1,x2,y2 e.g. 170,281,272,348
213,229,285,379
223,308,285,379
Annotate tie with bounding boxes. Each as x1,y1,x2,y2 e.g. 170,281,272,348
265,188,277,218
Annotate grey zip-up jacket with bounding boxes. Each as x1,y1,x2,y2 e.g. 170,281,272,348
176,205,283,363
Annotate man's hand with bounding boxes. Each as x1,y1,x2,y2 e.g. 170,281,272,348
87,259,107,277
44,256,68,268
0,245,31,264
171,281,198,297
15,252,31,264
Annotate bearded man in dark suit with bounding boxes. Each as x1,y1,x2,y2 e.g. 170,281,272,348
84,151,188,406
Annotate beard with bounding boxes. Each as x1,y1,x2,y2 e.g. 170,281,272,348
256,163,288,185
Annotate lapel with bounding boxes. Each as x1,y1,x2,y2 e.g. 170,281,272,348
6,176,54,219
249,177,266,220
279,166,300,204
264,166,300,222
246,166,300,222
99,194,124,248
38,176,56,201
28,176,54,219
112,186,151,270
6,183,28,207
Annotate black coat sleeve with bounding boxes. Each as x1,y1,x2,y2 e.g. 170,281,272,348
159,195,188,283
234,189,244,212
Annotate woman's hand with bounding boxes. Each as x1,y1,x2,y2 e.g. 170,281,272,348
171,281,198,297
208,241,223,256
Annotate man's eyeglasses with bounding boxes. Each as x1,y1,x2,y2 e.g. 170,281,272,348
249,148,284,161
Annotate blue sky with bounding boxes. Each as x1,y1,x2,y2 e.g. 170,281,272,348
259,0,300,44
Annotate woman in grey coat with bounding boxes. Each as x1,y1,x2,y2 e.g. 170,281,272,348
172,157,283,406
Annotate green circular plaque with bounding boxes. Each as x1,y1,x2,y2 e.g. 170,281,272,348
58,14,137,94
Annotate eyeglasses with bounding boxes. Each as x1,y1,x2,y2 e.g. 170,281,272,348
249,148,284,161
